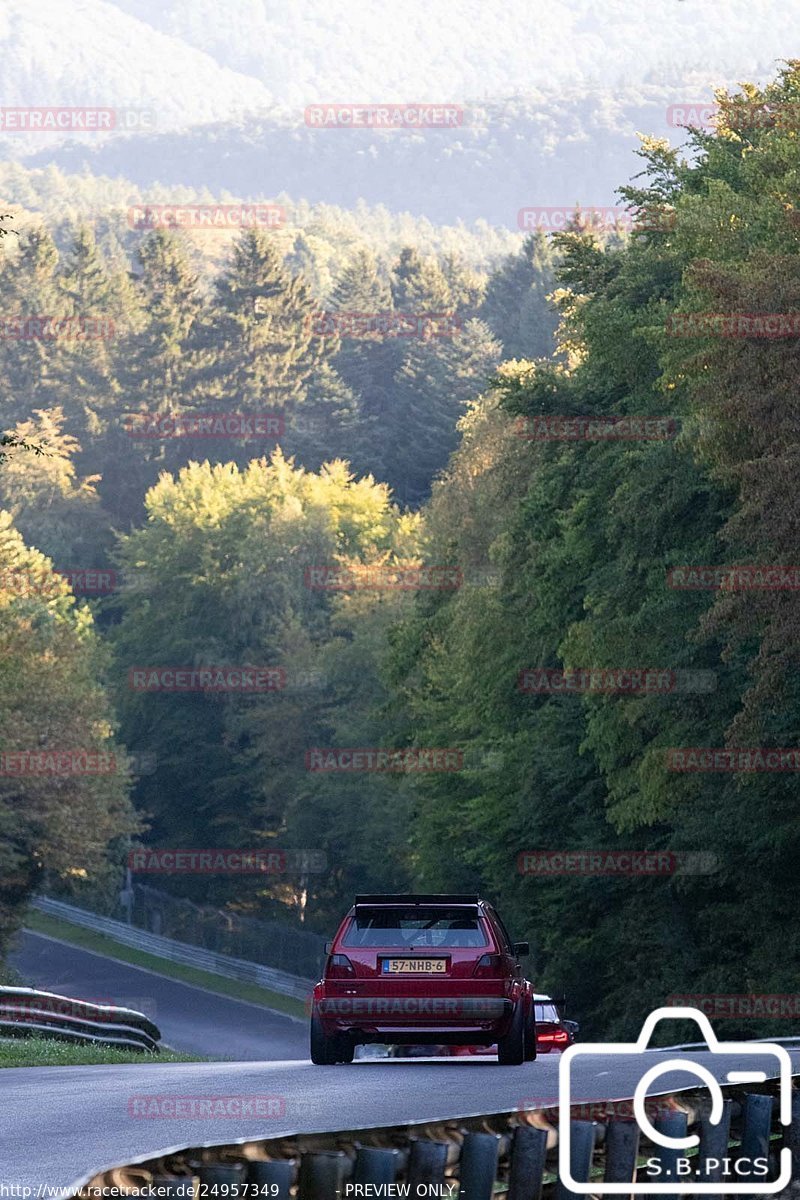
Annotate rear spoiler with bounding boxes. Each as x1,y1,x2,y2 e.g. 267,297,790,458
354,893,481,906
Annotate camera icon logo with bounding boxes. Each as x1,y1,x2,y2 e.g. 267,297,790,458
559,1006,792,1194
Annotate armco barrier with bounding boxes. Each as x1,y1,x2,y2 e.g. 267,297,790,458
0,986,161,1052
30,897,314,1002
73,1082,800,1198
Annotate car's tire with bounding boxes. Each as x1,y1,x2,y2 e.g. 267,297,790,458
335,1035,355,1064
310,1009,340,1065
524,1012,537,1061
498,999,526,1065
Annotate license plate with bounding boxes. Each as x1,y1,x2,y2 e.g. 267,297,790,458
381,958,447,974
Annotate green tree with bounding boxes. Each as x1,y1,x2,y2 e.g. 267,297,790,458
0,514,136,955
192,229,333,455
481,232,558,360
0,408,112,565
110,452,409,922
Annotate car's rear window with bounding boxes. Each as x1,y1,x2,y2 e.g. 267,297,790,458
535,1003,560,1023
342,907,489,948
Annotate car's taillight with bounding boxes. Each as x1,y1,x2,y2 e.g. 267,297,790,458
538,1028,570,1045
326,954,355,978
472,953,504,977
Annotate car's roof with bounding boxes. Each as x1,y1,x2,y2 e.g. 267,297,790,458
353,893,483,906
532,993,554,1001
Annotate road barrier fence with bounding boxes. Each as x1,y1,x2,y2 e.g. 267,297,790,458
31,896,316,1001
74,1080,800,1198
0,986,161,1052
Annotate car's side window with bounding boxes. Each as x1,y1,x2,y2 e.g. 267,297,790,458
487,906,514,955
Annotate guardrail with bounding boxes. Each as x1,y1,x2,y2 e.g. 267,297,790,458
73,1081,800,1198
30,897,314,1002
127,880,328,980
0,986,161,1052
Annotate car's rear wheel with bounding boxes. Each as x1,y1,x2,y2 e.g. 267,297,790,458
524,1011,537,1061
310,1009,353,1065
336,1035,355,1064
497,999,526,1065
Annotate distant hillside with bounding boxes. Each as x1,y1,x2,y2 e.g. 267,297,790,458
16,87,742,227
0,161,524,281
0,0,787,225
12,0,787,113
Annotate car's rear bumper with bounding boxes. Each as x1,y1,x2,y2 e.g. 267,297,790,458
314,993,514,1040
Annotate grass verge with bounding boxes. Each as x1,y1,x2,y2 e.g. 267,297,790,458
23,908,308,1020
0,1036,196,1068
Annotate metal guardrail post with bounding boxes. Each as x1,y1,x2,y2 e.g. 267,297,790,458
604,1119,640,1186
458,1131,499,1199
352,1146,400,1184
696,1097,733,1186
652,1110,688,1200
738,1093,774,1180
247,1159,295,1196
298,1150,349,1199
407,1138,448,1187
508,1125,548,1200
555,1120,596,1200
191,1164,245,1190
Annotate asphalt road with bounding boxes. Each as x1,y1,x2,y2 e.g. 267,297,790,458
3,1048,798,1193
9,930,308,1060
4,935,798,1194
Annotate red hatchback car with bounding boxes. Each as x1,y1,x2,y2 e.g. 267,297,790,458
310,893,536,1065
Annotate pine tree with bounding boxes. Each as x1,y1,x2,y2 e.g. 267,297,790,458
330,248,394,397
197,229,332,418
100,230,204,523
391,246,453,313
282,362,373,476
57,224,129,453
481,232,558,360
0,229,66,426
440,251,486,316
383,317,502,506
